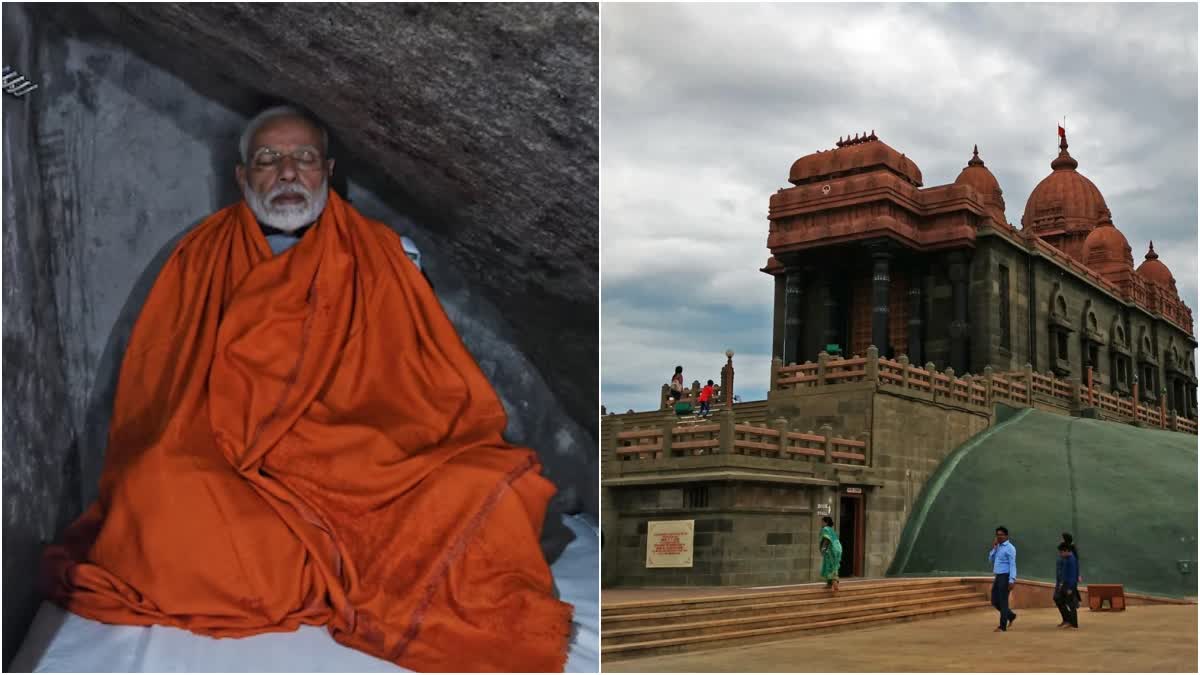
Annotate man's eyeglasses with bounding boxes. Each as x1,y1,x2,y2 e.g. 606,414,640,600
249,146,325,171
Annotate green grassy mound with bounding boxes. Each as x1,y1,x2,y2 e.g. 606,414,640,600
888,406,1198,598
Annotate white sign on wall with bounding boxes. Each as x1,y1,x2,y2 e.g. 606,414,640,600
817,502,832,516
645,520,694,568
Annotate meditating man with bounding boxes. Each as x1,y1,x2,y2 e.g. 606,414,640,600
41,106,572,672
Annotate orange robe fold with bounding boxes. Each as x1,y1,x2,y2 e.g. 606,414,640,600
41,191,573,672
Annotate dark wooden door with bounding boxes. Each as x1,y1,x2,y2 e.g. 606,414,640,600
839,493,865,577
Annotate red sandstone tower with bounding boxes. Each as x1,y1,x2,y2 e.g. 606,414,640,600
763,130,1196,416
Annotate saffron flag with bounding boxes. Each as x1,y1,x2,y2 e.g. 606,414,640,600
1058,125,1066,139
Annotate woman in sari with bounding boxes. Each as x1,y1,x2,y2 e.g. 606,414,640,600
819,515,843,592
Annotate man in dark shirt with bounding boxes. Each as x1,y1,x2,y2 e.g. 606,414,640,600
1054,542,1080,629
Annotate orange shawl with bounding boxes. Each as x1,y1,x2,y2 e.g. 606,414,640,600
42,191,572,671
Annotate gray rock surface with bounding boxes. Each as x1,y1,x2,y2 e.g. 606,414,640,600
2,3,596,667
2,4,81,668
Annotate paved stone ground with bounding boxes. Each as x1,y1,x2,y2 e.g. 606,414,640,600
603,606,1198,672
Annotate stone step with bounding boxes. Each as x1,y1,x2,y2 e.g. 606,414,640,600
604,584,982,628
602,591,984,645
601,599,993,660
603,578,970,616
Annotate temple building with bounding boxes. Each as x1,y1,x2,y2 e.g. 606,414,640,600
601,128,1197,595
763,131,1198,417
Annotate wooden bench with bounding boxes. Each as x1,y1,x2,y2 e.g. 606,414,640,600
1086,584,1125,611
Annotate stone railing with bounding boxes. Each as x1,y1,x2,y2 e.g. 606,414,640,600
770,346,1197,435
612,408,869,466
659,381,723,410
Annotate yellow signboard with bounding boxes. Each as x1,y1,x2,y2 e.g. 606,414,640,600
646,520,694,568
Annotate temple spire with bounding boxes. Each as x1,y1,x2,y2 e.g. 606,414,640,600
1051,122,1078,171
967,144,984,167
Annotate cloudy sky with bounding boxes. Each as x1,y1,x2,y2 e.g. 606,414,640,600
600,2,1198,413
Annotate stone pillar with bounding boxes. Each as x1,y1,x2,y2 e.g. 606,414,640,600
1086,366,1095,407
907,275,924,366
661,413,675,457
820,423,834,463
870,248,892,357
1132,376,1140,419
721,350,735,408
948,251,970,374
783,269,804,365
718,406,735,454
821,269,840,354
600,417,620,586
1164,374,1174,415
772,417,790,455
600,485,619,587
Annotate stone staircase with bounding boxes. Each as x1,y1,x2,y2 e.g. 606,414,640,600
602,578,991,660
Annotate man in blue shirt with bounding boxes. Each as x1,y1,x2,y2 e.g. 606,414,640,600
987,526,1018,631
1054,542,1080,629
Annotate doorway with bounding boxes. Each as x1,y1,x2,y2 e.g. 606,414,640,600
839,491,865,578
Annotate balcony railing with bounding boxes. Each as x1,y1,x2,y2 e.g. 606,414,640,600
611,411,869,466
770,346,1197,435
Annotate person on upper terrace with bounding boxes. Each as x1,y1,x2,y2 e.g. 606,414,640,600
698,379,715,417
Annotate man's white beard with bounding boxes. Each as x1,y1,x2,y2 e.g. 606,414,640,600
243,179,329,232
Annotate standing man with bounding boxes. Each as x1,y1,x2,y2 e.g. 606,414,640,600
988,526,1018,632
1054,542,1080,629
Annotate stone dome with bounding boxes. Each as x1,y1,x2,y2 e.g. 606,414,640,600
1082,215,1133,278
1022,138,1110,230
953,145,1006,223
789,131,923,188
1137,241,1177,292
